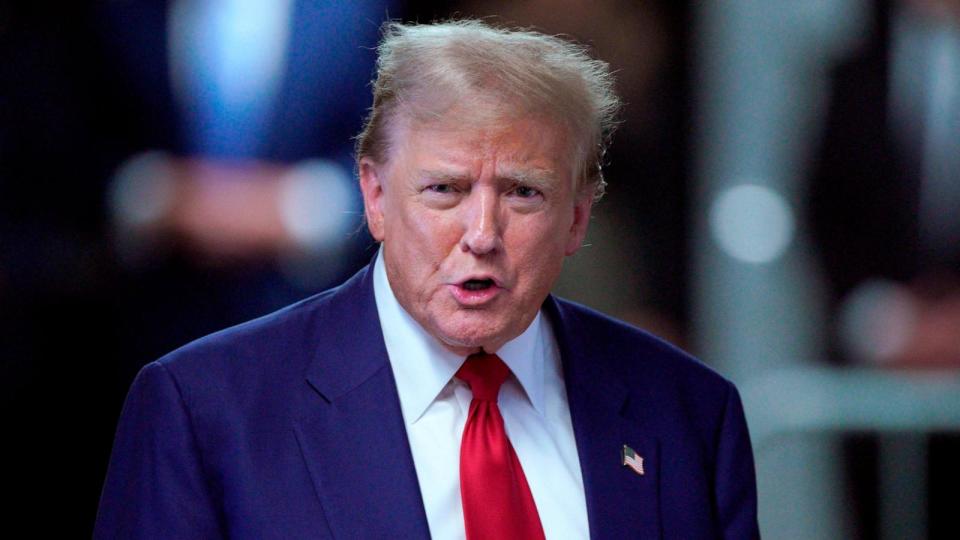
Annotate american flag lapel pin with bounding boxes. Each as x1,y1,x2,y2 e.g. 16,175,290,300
622,444,645,476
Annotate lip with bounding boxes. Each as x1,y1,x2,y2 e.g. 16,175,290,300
447,275,505,306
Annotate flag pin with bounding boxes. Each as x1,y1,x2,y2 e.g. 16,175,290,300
621,444,645,476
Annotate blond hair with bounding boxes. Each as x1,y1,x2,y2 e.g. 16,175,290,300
355,19,620,199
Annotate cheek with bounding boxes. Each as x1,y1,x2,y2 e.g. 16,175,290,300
389,211,463,287
512,212,570,250
404,209,462,251
507,216,569,272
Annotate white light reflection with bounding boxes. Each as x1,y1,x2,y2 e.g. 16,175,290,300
278,159,354,251
709,183,795,264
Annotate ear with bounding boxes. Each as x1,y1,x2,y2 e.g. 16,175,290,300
564,191,594,256
359,157,386,241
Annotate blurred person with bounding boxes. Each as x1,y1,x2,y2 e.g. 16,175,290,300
99,0,397,376
1,1,394,535
809,0,960,536
96,20,759,539
811,0,960,369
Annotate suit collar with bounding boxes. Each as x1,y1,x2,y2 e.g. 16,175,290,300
296,256,432,539
303,255,391,402
545,296,663,539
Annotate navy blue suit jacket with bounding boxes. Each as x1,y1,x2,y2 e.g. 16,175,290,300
95,261,759,539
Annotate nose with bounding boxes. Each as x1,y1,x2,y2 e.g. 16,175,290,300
460,187,503,255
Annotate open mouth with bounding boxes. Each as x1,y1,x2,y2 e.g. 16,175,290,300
450,277,502,304
462,279,495,291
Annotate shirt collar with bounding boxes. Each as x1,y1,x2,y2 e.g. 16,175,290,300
372,247,547,424
495,311,546,417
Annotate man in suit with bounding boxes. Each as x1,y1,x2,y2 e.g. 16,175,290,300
95,20,759,539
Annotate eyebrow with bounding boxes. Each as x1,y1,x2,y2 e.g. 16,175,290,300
416,167,558,190
417,169,470,183
498,167,556,191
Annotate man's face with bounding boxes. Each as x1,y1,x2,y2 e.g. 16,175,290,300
359,113,593,355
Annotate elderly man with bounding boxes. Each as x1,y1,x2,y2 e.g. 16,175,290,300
96,20,759,539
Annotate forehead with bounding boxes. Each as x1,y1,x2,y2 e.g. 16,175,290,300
384,108,575,179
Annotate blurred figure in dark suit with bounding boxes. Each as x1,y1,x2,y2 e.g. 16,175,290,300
1,1,396,534
811,0,960,369
809,0,960,536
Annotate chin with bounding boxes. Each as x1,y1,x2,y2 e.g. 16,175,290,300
433,313,513,352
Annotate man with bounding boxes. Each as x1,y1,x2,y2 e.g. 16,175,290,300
95,20,759,539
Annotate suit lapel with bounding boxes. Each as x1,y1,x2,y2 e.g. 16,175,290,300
294,261,431,539
546,297,662,539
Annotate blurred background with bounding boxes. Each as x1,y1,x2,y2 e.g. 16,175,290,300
2,0,959,537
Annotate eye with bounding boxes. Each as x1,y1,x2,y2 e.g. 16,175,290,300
511,185,542,198
425,183,457,194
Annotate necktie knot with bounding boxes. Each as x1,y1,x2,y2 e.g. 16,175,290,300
456,353,509,402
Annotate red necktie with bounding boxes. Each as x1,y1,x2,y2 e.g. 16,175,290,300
457,353,546,540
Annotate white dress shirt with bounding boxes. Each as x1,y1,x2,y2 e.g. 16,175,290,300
373,250,590,539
